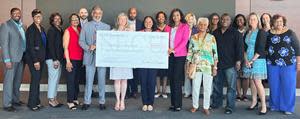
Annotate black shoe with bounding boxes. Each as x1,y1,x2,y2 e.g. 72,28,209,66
131,93,138,99
173,107,181,112
224,109,232,114
37,104,44,109
12,101,25,106
3,106,16,112
258,111,267,115
99,104,106,110
209,105,219,109
246,102,258,110
81,104,90,110
168,106,175,110
29,106,40,111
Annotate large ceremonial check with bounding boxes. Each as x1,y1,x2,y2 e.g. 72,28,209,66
95,31,169,69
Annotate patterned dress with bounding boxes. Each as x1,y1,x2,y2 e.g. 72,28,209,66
242,29,267,79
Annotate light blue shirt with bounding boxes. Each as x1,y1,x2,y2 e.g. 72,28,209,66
12,20,26,52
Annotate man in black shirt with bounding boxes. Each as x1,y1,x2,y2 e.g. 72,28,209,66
210,13,243,114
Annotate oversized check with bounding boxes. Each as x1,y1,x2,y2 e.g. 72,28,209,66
95,31,169,69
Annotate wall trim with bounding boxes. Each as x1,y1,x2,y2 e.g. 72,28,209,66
0,84,300,96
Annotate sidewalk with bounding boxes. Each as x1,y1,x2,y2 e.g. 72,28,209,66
0,92,299,119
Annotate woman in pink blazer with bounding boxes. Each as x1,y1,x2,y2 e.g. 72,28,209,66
165,8,190,111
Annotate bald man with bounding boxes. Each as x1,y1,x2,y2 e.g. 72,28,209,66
79,8,89,27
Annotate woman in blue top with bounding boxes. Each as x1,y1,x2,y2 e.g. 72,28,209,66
242,13,268,115
267,14,300,115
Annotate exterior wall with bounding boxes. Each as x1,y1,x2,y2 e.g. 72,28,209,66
0,0,299,87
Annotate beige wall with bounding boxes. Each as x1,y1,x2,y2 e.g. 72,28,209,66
236,0,300,88
0,0,36,26
236,0,300,36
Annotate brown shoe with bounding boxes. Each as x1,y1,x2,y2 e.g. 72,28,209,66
203,109,210,115
190,107,197,113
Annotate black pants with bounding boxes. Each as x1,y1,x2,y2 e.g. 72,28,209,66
65,60,82,103
168,55,186,108
127,69,139,96
27,61,44,108
139,69,157,105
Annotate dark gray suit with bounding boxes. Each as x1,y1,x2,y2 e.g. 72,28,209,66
0,19,26,107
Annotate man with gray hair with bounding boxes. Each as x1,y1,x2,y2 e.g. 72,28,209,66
79,5,111,110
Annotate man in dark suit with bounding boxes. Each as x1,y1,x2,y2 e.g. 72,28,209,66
126,7,143,99
0,8,26,112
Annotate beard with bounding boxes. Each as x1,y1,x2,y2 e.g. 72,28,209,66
93,17,102,22
129,16,136,21
13,19,20,23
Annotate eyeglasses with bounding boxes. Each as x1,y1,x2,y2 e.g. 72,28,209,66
71,19,79,21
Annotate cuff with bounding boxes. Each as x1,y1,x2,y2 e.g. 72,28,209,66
4,59,11,63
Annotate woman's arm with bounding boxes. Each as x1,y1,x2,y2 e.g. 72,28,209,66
63,30,73,72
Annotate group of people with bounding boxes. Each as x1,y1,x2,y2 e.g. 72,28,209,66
0,5,299,116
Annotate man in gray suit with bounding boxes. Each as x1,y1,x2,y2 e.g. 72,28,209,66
79,5,111,110
0,8,26,112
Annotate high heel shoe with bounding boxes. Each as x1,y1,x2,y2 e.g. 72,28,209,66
247,102,258,110
49,100,61,108
258,111,267,115
67,103,77,110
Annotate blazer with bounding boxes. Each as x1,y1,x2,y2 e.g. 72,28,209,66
0,19,26,62
135,19,143,31
25,23,46,64
46,26,64,61
165,23,190,57
79,20,111,66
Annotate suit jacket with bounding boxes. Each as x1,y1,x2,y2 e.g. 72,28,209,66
0,19,26,62
135,19,143,31
25,23,46,64
79,20,111,66
165,23,190,57
46,26,64,61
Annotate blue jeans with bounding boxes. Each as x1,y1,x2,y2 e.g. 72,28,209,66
211,67,237,111
84,65,106,104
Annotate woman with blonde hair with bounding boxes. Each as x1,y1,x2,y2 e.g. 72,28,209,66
110,12,133,111
183,12,198,98
242,12,268,115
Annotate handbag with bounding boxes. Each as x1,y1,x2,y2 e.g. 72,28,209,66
187,63,197,79
187,53,200,79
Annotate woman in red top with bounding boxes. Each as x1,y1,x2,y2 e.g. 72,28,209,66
139,16,158,112
63,13,83,110
154,11,169,99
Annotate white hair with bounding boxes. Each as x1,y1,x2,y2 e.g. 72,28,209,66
197,17,209,25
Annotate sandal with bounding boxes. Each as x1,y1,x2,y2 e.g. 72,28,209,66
29,106,40,111
236,96,242,101
119,101,125,111
67,103,77,110
202,109,210,115
114,101,120,111
190,107,197,113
